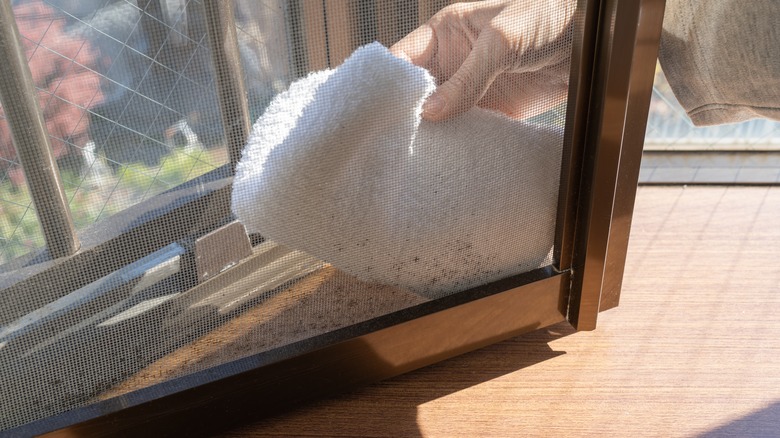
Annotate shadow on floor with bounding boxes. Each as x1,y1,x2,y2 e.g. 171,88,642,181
221,321,575,437
698,400,780,438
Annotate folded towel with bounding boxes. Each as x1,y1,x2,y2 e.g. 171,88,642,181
232,42,563,298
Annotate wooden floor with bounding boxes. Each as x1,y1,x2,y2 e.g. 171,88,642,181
220,186,780,438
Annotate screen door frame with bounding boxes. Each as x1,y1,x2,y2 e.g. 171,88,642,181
1,0,664,435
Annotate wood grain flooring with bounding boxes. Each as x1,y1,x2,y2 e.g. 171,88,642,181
220,186,780,437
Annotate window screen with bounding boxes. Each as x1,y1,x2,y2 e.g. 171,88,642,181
0,0,574,431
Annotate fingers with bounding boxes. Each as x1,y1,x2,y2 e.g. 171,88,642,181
389,24,436,68
423,33,504,121
393,0,573,121
479,72,569,119
479,57,570,119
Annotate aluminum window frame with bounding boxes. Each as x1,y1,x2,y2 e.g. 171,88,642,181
1,0,665,435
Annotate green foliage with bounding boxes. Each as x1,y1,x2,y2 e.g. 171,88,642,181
0,147,225,265
0,184,45,262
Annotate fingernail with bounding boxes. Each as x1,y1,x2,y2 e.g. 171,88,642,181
422,94,445,118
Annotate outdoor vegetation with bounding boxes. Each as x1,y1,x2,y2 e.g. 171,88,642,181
0,0,234,264
0,145,225,263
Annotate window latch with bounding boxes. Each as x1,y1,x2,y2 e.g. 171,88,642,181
193,221,252,283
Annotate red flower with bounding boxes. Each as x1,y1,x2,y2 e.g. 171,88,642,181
0,0,104,186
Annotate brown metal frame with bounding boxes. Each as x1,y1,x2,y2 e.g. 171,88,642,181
22,269,566,437
566,0,665,328
2,0,665,435
598,0,666,310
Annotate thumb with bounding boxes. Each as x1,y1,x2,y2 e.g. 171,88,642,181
423,34,505,121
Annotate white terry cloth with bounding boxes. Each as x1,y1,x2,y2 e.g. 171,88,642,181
232,42,563,298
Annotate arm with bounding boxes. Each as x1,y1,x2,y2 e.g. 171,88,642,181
659,0,780,126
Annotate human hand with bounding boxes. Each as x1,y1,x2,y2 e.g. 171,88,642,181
391,0,575,121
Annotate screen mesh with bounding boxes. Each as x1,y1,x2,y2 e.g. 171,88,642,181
0,0,574,431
